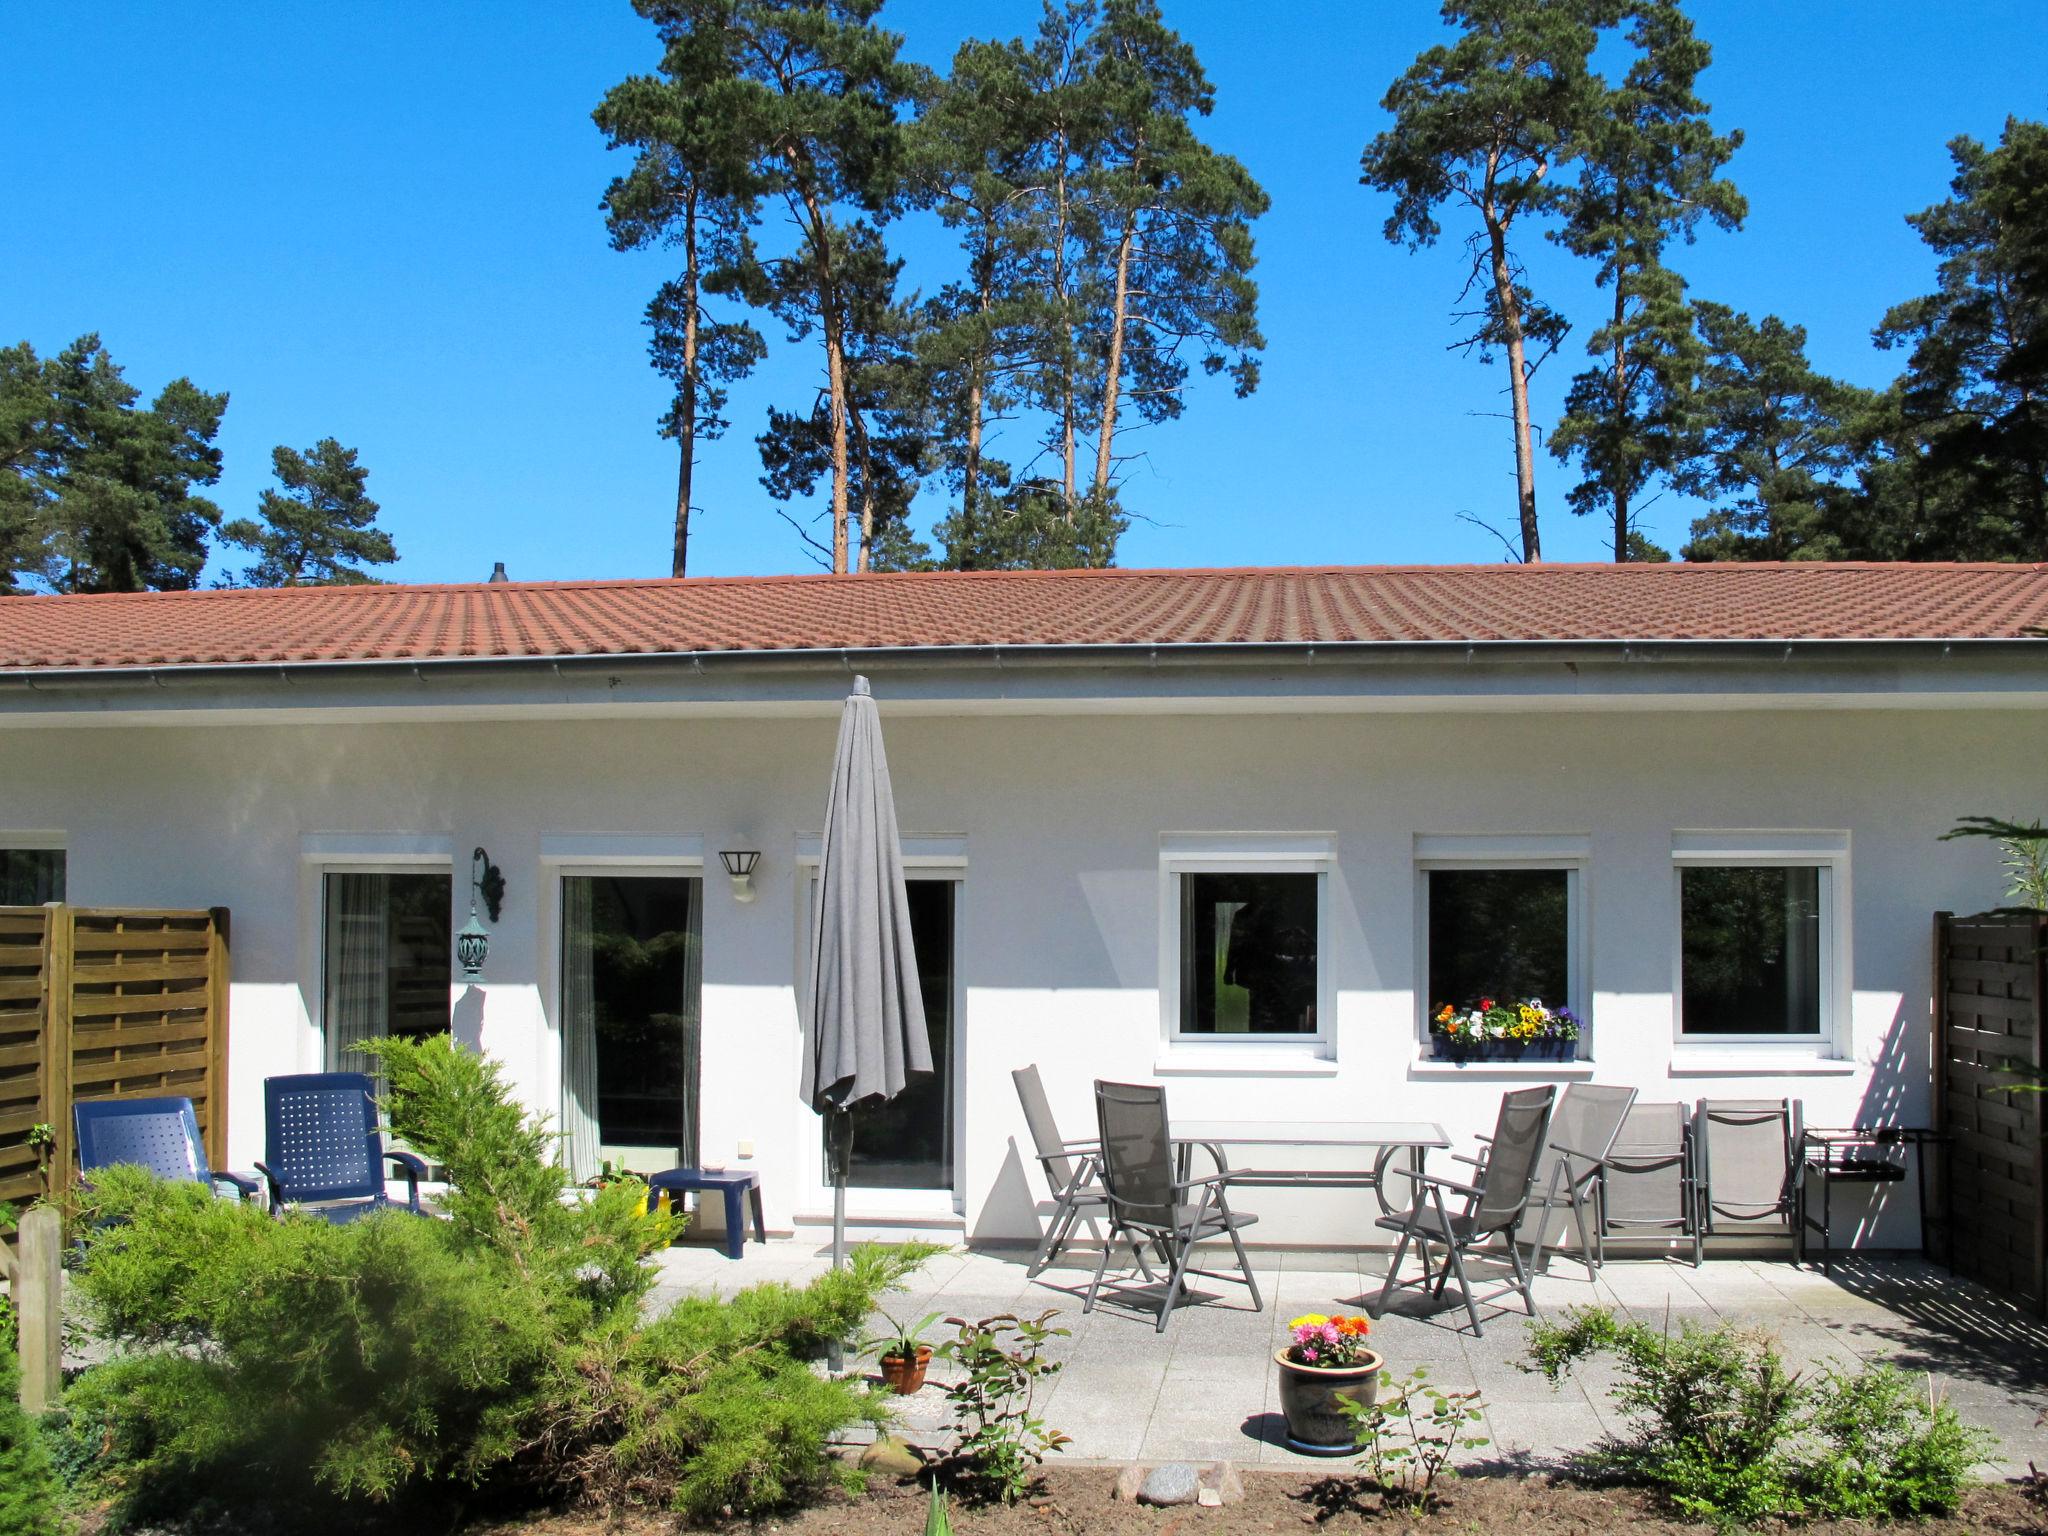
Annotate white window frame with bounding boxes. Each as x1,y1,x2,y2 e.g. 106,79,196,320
540,839,707,1171
794,835,968,1216
299,835,456,1074
1413,833,1590,1056
1159,832,1335,1062
1671,830,1848,1053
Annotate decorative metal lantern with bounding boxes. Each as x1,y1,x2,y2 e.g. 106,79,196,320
458,846,504,978
720,849,761,904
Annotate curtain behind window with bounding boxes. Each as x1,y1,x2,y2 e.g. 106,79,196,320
325,873,391,1076
560,877,600,1181
677,879,703,1169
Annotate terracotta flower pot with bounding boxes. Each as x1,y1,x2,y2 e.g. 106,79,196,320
1274,1348,1383,1454
878,1345,933,1395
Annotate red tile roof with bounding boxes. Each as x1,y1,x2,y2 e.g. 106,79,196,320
0,563,2045,672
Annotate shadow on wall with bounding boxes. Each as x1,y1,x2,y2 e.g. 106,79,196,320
453,985,485,1054
970,1137,1045,1246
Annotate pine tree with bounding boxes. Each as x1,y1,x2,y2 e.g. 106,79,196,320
0,335,226,593
1677,303,1874,560
1363,0,1606,563
1549,0,1743,560
221,439,397,587
1873,117,2048,560
596,6,769,576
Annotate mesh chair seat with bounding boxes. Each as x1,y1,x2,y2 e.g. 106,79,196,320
1694,1098,1801,1262
1373,1203,1482,1246
257,1072,427,1221
1014,1064,1112,1277
1126,1204,1260,1241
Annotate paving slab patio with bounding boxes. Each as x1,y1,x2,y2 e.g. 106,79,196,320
647,1242,2048,1478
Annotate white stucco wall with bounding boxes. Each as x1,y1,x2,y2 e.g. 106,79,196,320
2,700,2036,1251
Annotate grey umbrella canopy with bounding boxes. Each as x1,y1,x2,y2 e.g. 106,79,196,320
803,675,931,1266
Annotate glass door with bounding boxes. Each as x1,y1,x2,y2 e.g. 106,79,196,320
559,873,702,1181
323,870,452,1075
837,877,956,1191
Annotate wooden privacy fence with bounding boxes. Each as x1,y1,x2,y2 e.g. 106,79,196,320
0,905,230,1215
1932,909,2047,1316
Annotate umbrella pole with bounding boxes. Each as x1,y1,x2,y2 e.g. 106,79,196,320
826,1106,850,1374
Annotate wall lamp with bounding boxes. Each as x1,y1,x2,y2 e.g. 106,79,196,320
719,849,761,904
457,846,505,978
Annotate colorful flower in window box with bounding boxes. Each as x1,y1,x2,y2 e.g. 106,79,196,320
1427,998,1580,1062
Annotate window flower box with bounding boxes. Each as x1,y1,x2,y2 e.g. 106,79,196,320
1428,998,1580,1065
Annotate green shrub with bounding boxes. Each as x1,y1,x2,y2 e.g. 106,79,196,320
68,1034,937,1522
0,1296,64,1536
1526,1306,1994,1525
933,1310,1070,1503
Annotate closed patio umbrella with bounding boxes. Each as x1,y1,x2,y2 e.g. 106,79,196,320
802,675,932,1270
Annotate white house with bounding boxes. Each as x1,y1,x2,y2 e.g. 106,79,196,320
2,561,2043,1251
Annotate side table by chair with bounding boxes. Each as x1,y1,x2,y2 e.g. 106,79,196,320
645,1167,767,1260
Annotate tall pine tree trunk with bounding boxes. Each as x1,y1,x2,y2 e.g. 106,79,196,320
1094,212,1136,494
672,190,702,579
1054,144,1077,516
796,183,853,575
1609,283,1628,563
963,231,994,517
1485,200,1542,563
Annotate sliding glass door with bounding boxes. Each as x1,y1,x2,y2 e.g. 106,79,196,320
559,874,702,1182
839,877,956,1192
323,871,452,1074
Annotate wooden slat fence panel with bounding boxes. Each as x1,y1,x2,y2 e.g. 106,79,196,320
1932,910,2047,1316
0,905,229,1227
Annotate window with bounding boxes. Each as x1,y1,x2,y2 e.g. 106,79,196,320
322,871,452,1071
560,873,702,1178
1426,867,1569,1011
0,848,63,905
1680,865,1825,1037
839,878,956,1190
1179,870,1319,1035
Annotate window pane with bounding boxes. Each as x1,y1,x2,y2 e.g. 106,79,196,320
0,849,64,905
1427,868,1569,1009
323,871,451,1072
1180,871,1318,1035
1681,865,1822,1036
843,879,955,1189
572,875,701,1161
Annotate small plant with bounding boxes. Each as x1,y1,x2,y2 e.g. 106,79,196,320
1340,1366,1487,1512
1283,1312,1374,1368
1526,1306,1994,1525
861,1308,942,1363
25,1122,55,1198
923,1481,953,1536
933,1310,1070,1504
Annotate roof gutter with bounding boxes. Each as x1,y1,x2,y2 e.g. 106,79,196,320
0,634,2042,694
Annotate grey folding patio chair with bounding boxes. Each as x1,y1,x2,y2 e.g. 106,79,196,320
1601,1100,1701,1265
1694,1097,1803,1262
1523,1083,1639,1279
1013,1064,1110,1278
1085,1079,1261,1333
1372,1085,1555,1337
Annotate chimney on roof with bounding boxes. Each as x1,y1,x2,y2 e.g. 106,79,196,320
486,561,509,584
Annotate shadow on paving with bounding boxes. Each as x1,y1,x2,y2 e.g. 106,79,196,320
1816,1261,2048,1398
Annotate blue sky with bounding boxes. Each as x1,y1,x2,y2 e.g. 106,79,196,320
5,2,2044,584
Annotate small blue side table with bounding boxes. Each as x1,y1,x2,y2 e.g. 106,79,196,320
645,1167,767,1260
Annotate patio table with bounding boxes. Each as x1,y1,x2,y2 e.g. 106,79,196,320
1172,1119,1452,1197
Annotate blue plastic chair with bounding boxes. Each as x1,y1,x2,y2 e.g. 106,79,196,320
255,1072,427,1223
73,1096,261,1201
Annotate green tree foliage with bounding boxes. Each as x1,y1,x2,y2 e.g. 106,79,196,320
1677,303,1877,560
617,0,925,576
1363,0,1607,563
67,1034,937,1522
0,334,226,594
1550,0,1743,561
595,8,769,576
220,438,396,587
1873,117,2048,560
0,1299,63,1536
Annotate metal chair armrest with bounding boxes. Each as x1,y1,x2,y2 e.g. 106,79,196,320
1411,1170,1485,1200
213,1171,262,1201
387,1150,428,1210
252,1159,284,1213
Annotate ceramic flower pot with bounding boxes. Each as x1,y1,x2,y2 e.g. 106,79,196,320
1274,1349,1382,1453
878,1345,932,1395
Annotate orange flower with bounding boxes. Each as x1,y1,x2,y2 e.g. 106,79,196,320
1333,1315,1371,1336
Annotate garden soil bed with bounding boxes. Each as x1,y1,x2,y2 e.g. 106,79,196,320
466,1469,2048,1535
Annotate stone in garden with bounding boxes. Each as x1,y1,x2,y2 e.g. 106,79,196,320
857,1434,924,1476
1138,1462,1202,1506
1198,1462,1246,1505
1112,1463,1147,1501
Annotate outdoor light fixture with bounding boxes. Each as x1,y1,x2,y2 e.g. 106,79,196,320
720,849,761,904
457,846,505,978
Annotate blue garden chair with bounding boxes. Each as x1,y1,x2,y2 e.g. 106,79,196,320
73,1096,261,1201
255,1072,427,1223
